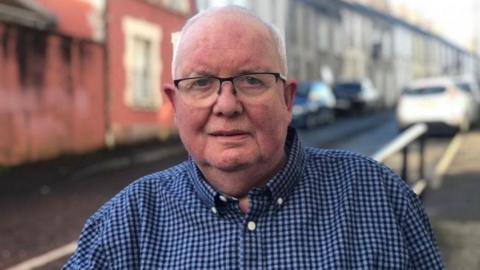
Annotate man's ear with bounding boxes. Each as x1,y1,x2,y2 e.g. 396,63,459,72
163,83,177,111
284,80,297,112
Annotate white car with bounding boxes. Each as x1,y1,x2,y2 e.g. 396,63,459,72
453,74,480,114
396,77,479,133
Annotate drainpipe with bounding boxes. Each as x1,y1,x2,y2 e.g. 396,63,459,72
103,0,115,149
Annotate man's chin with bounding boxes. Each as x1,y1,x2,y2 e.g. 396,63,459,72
207,154,255,172
211,159,251,172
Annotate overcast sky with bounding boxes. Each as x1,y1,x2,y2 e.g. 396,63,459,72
390,0,475,48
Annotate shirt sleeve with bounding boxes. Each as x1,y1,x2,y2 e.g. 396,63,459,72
380,165,445,269
62,210,110,270
401,186,445,269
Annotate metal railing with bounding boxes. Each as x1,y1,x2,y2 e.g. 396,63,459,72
372,123,428,195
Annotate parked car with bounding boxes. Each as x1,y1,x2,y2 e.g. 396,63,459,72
333,79,381,113
291,81,336,129
453,74,480,115
396,77,479,133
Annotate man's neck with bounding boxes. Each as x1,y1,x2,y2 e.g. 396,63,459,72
198,154,287,214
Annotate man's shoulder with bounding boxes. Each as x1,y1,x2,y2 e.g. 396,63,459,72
302,147,410,195
132,161,190,187
90,161,191,221
302,147,417,216
303,147,380,168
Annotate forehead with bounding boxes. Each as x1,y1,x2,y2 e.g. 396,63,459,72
176,12,281,76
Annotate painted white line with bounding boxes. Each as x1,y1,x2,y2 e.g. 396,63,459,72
432,133,463,188
5,241,77,270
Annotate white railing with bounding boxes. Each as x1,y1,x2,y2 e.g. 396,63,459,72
372,123,428,195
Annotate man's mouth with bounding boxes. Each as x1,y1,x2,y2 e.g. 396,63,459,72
209,130,249,137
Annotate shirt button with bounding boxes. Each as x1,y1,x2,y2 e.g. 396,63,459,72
211,207,218,215
276,197,284,205
247,221,256,231
219,195,228,202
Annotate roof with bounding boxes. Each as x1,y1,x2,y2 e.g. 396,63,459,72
300,0,342,19
35,0,102,41
0,0,56,30
336,0,473,56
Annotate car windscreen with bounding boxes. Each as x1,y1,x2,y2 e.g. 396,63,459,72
403,86,446,95
456,83,472,93
333,83,361,94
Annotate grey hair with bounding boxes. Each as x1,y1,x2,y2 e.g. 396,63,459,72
171,5,288,78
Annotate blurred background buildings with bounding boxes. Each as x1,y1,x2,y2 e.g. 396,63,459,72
1,0,479,165
0,0,195,165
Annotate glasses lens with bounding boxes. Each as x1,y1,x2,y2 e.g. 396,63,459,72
177,77,219,100
234,74,276,95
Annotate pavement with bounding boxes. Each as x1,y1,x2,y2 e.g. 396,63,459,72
423,126,480,270
0,137,188,270
0,137,185,196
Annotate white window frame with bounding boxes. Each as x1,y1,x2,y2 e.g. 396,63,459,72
122,16,162,111
161,0,191,14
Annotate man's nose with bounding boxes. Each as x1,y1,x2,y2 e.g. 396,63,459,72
212,81,243,117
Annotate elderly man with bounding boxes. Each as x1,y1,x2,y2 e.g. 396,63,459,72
64,6,444,269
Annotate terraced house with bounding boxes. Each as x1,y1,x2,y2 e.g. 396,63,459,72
0,0,195,165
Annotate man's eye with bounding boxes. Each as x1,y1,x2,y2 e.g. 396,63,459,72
245,76,262,85
192,78,215,88
238,75,265,87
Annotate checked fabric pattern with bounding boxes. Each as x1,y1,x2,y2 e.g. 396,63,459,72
64,128,444,269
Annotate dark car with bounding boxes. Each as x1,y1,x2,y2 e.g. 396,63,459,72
333,79,380,113
291,81,336,129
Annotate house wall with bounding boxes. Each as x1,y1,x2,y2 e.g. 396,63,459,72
36,0,104,41
106,0,193,145
0,24,105,165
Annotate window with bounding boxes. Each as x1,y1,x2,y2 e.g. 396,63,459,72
132,37,153,107
318,16,329,50
287,2,297,45
303,7,310,49
123,16,162,110
145,0,191,14
162,0,191,14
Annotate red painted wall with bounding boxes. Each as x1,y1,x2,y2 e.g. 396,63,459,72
0,24,105,165
0,0,196,165
35,0,97,40
107,0,194,144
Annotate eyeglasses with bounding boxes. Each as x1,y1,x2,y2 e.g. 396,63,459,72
173,72,286,106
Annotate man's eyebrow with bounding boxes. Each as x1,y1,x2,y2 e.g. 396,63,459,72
236,68,268,74
187,71,214,77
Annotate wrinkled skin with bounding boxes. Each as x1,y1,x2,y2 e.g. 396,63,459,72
164,10,296,211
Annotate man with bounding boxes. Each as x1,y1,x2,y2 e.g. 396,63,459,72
64,6,444,269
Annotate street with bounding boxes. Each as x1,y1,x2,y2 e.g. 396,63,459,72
0,111,464,269
2,0,479,269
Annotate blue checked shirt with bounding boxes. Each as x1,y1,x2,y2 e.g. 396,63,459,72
64,128,444,269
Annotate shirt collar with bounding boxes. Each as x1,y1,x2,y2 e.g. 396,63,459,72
187,127,305,210
266,126,305,204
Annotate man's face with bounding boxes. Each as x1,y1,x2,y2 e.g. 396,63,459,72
165,14,295,177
